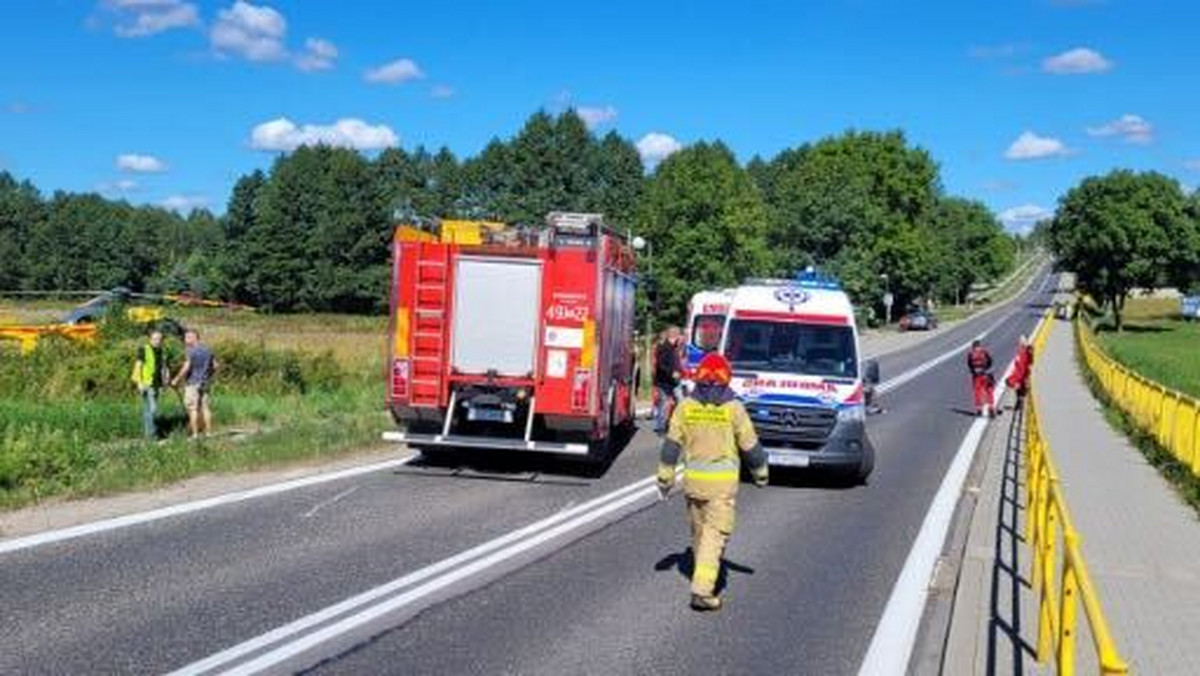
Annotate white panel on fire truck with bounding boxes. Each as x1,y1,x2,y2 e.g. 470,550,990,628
546,349,568,378
544,326,584,349
452,257,542,377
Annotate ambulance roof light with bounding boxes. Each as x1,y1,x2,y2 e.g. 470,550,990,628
795,267,842,290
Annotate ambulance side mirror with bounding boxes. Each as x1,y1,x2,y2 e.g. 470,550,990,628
863,359,881,385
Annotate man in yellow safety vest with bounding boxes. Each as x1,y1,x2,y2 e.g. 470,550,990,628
132,329,169,439
657,352,769,611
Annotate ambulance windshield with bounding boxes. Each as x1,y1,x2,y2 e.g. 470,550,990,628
725,320,857,378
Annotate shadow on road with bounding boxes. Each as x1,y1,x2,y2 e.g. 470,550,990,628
653,548,756,596
394,422,645,482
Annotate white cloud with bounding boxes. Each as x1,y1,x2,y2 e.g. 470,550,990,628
636,132,683,166
576,105,619,129
210,1,288,62
1042,47,1113,74
108,0,199,38
430,84,455,99
116,153,168,172
999,204,1053,234
1086,114,1154,144
1185,159,1200,172
1004,131,1072,160
160,194,209,212
294,37,338,71
365,58,424,84
249,117,399,152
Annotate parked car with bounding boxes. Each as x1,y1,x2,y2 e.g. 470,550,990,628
899,309,939,331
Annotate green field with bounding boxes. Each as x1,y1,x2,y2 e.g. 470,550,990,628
1096,297,1200,400
0,301,390,510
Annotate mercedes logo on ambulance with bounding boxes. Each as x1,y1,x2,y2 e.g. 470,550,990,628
773,286,811,306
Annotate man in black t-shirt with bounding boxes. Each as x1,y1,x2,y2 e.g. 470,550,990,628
653,326,684,434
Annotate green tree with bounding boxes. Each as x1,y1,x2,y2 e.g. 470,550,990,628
1051,170,1198,330
636,142,775,326
756,131,944,314
0,172,43,290
929,197,1014,303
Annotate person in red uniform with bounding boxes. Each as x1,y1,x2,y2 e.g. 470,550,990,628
1005,335,1034,408
967,339,996,417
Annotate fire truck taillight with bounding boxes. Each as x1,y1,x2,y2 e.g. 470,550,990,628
391,359,411,400
571,368,591,411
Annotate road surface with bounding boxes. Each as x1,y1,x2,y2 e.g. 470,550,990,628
0,269,1055,675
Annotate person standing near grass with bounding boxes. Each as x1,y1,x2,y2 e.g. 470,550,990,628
131,330,169,439
172,329,217,439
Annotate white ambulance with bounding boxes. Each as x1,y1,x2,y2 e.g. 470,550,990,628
718,271,879,481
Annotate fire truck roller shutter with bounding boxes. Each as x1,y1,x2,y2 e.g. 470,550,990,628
451,257,542,377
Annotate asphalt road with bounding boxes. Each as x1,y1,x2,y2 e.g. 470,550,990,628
0,269,1055,676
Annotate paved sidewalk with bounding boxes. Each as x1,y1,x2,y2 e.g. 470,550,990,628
1035,317,1200,675
942,315,1200,675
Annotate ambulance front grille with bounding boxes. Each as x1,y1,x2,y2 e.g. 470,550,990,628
745,403,836,446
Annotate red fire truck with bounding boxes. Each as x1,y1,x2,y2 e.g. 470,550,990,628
382,212,638,460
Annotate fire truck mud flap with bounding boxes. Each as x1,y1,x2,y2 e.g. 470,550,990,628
382,431,591,456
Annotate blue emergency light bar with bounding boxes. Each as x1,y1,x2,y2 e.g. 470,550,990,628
794,267,842,290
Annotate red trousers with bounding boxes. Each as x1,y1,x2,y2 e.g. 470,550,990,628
972,374,995,411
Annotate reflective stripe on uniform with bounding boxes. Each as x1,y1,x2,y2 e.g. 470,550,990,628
684,468,739,482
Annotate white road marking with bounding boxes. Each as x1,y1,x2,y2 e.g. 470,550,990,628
0,456,416,556
857,311,1047,676
223,485,657,675
173,294,1047,675
300,485,359,520
167,475,661,676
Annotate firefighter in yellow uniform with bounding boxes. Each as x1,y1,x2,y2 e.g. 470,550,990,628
657,352,768,611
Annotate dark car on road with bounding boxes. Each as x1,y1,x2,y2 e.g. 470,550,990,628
898,309,939,331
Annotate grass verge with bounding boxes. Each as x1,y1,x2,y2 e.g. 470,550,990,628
1,302,391,512
1094,298,1200,400
1074,329,1200,517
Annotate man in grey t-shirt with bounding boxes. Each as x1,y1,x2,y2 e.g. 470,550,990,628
172,329,218,439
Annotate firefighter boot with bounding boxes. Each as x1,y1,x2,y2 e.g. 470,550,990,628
690,593,722,611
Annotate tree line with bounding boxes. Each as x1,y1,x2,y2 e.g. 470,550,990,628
1,110,1019,323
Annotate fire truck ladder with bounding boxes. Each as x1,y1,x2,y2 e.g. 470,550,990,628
410,243,451,409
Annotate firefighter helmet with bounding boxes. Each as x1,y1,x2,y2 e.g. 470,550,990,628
694,353,733,386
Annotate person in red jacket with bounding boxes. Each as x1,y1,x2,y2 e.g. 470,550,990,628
1005,335,1034,408
967,339,996,417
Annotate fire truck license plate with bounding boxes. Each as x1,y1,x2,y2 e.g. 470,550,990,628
468,408,512,423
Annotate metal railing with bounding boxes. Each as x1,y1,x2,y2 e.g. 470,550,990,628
1077,318,1200,478
1023,313,1129,675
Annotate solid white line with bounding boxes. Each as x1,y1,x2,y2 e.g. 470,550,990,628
856,313,1045,676
222,484,658,675
0,456,417,556
168,474,659,676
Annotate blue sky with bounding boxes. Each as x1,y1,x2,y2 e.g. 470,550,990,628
1,0,1197,231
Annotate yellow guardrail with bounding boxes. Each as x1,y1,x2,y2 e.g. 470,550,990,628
1024,311,1129,675
1077,318,1200,478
